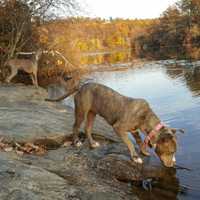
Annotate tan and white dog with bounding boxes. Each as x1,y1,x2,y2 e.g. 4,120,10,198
5,50,42,87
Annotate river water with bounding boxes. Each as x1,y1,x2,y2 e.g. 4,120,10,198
83,60,200,200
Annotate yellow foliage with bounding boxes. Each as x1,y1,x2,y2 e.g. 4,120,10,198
191,25,200,37
75,40,89,51
39,35,48,44
36,17,156,65
190,47,200,60
57,59,63,65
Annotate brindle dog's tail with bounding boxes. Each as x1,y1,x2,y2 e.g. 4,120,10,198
45,87,79,102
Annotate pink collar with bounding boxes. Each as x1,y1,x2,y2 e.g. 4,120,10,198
143,122,165,147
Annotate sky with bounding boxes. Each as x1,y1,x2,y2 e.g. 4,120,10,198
79,0,178,19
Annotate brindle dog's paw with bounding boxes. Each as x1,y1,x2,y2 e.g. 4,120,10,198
90,141,100,148
132,157,143,164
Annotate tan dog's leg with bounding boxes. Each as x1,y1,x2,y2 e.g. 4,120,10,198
30,72,38,87
85,111,99,148
6,66,18,83
33,71,38,87
131,130,150,156
30,74,35,86
113,124,143,164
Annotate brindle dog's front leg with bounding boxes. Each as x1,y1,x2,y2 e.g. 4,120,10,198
113,124,143,164
131,130,150,156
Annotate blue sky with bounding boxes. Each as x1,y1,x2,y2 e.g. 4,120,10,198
79,0,178,19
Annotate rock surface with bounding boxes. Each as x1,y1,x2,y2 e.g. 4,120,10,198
0,84,180,200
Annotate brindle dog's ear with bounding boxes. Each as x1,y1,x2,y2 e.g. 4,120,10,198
170,128,185,134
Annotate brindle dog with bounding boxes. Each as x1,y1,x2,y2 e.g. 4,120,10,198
46,82,184,167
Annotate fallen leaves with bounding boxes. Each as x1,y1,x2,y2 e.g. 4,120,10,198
15,142,47,155
0,136,73,156
4,147,14,152
0,137,47,156
0,137,13,151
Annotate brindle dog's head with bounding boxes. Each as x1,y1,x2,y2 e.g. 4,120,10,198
154,127,181,167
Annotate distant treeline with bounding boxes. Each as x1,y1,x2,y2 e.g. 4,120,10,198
133,0,200,60
36,18,155,65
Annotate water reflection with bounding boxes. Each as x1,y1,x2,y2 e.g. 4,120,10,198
133,170,181,200
165,63,200,97
81,50,132,65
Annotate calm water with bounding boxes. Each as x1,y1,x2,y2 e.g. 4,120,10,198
85,61,200,200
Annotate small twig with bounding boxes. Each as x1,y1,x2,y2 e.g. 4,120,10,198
180,184,192,191
16,51,36,55
178,128,185,134
174,164,192,171
15,142,22,148
180,184,200,193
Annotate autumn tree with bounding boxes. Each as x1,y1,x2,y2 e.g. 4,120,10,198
0,0,81,80
134,0,200,60
178,0,200,58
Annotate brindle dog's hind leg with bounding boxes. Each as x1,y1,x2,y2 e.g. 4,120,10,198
85,111,99,148
131,130,150,156
113,123,143,164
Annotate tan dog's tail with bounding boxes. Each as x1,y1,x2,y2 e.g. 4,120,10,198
45,88,79,102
